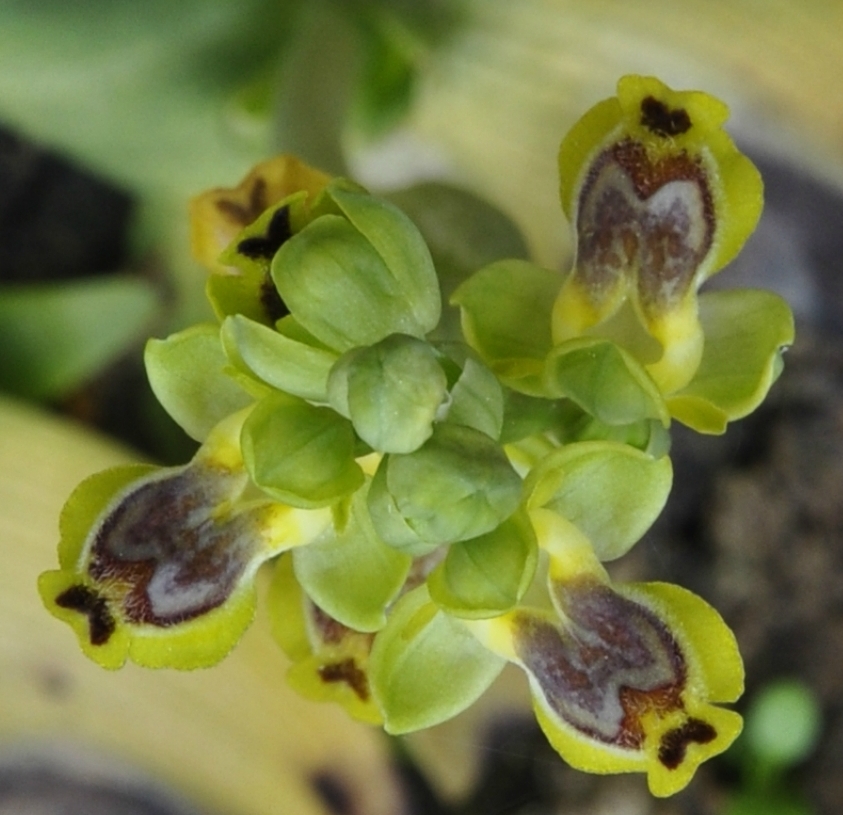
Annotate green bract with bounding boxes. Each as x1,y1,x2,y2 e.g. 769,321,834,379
427,511,538,617
41,76,796,798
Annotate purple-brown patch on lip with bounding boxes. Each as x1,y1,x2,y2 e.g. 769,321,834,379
513,578,687,748
87,464,257,628
575,139,715,315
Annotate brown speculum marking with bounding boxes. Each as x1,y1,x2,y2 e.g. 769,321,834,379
658,718,717,769
236,205,293,323
214,176,269,227
87,464,256,628
318,658,371,701
237,205,293,261
575,139,714,315
640,96,692,137
55,584,116,646
513,579,687,750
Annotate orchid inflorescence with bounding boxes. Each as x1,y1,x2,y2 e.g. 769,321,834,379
40,76,794,796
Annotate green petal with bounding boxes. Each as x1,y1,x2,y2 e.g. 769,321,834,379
667,289,794,433
241,392,363,507
427,511,538,618
327,333,447,453
221,314,338,402
451,259,560,395
293,481,412,632
368,423,523,554
145,324,254,441
368,586,505,734
544,338,669,426
525,441,672,561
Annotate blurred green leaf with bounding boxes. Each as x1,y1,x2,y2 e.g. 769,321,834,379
0,276,157,399
745,680,822,768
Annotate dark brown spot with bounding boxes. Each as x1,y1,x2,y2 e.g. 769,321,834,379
640,96,692,138
318,658,370,701
55,585,115,646
259,275,289,323
214,177,268,226
658,717,717,769
237,205,292,261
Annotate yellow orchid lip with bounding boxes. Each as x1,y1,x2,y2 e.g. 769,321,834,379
554,75,763,394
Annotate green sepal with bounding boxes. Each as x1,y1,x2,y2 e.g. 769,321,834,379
145,324,254,442
500,390,569,444
327,333,447,454
367,423,523,555
524,441,672,561
205,266,272,325
442,357,504,440
241,392,363,508
451,259,560,395
221,314,338,403
271,187,440,351
667,289,795,434
368,586,506,734
427,510,538,618
293,481,413,632
543,338,669,426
